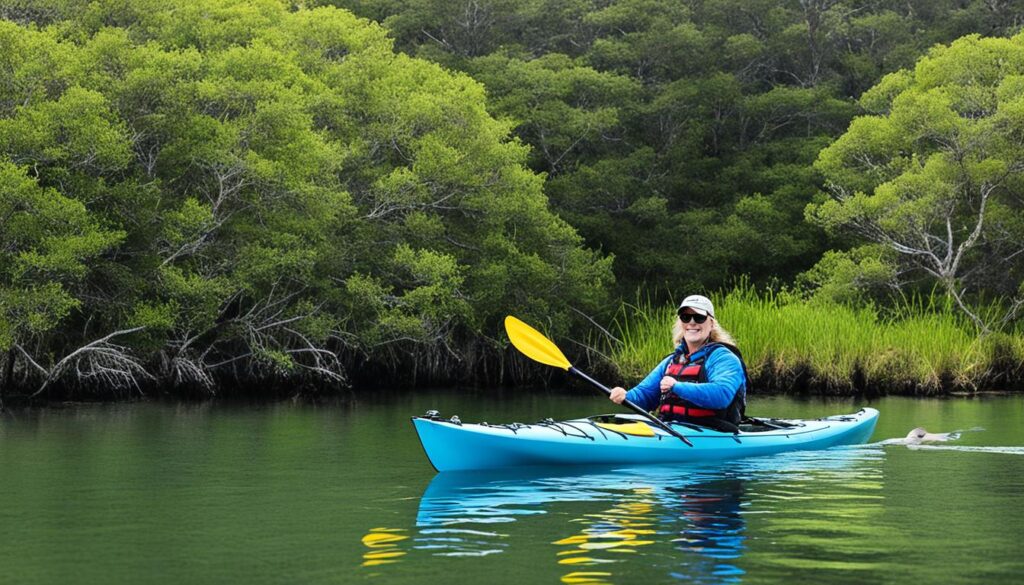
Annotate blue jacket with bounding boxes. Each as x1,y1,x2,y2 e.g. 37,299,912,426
625,343,746,411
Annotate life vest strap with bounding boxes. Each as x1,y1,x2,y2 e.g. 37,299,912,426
659,404,716,418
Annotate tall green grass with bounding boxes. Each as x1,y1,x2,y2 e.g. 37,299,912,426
610,285,1022,394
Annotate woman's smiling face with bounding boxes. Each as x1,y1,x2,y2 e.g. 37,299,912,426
678,309,712,348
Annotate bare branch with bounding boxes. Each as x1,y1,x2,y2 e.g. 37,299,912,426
568,306,621,345
950,185,991,277
31,327,151,397
13,344,48,377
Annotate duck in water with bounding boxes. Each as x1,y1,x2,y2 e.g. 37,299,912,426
903,427,956,444
870,427,963,446
897,427,1024,455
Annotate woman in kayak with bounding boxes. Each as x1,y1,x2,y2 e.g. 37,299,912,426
609,295,747,430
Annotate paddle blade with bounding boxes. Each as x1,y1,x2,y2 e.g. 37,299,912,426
504,316,572,371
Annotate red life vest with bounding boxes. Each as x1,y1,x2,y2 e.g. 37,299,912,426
659,343,746,427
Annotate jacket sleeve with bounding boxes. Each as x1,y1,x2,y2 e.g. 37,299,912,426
670,349,745,410
624,355,672,411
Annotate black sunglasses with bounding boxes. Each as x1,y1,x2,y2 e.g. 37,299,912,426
678,312,708,324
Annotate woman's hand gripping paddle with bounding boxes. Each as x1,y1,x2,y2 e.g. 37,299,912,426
504,316,693,447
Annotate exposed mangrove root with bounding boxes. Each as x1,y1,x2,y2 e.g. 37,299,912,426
23,327,151,398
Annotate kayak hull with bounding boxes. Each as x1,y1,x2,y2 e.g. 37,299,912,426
412,408,879,472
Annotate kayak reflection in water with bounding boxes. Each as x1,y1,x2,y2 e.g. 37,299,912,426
552,486,659,584
383,448,884,581
412,466,757,583
608,295,749,433
551,478,746,585
664,477,746,584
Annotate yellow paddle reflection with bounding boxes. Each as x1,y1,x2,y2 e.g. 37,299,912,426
361,527,409,568
553,488,658,584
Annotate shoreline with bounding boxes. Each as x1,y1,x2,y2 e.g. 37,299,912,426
2,374,1022,411
4,287,1024,408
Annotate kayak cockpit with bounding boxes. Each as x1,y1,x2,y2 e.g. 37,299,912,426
585,413,805,435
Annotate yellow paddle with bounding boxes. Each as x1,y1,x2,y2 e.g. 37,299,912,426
504,315,693,446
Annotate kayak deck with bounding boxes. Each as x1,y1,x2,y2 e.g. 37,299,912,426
412,408,879,472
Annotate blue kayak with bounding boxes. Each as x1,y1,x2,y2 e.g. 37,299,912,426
411,408,879,472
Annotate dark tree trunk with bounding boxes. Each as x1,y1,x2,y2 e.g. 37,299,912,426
1,348,14,408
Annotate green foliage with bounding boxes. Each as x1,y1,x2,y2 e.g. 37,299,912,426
0,86,133,172
0,160,122,351
8,0,1024,395
329,0,1024,297
809,34,1024,329
0,0,612,393
465,52,640,174
612,284,1016,394
797,247,897,305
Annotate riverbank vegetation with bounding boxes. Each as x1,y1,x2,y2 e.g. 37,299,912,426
0,0,612,401
612,285,1024,394
3,0,1024,401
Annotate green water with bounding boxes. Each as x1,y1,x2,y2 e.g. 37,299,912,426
1,392,1023,584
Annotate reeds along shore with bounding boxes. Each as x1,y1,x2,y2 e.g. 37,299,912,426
610,287,1024,395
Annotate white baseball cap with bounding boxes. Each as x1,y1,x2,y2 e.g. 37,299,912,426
678,294,715,318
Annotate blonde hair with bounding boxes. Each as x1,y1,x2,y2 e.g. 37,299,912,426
672,317,736,348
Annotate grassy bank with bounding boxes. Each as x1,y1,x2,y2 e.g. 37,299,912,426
611,287,1024,395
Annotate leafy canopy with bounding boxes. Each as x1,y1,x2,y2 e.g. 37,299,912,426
0,0,612,391
808,34,1024,329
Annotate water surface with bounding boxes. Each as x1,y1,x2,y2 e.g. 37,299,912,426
1,392,1022,584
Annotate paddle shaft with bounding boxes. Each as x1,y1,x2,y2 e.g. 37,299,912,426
568,367,693,447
